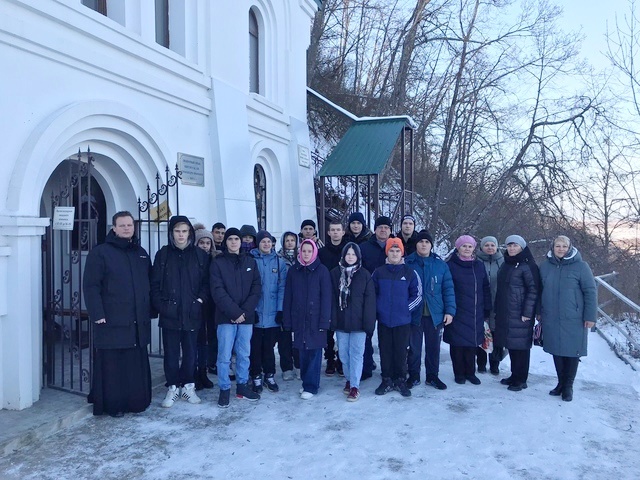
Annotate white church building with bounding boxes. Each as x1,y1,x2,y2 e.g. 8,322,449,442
0,0,321,410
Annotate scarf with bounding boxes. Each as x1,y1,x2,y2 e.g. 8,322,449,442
338,261,361,310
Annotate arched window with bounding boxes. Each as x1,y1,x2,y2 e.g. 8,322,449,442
254,165,266,230
249,9,260,93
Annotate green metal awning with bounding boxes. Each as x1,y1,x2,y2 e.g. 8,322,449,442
317,118,408,177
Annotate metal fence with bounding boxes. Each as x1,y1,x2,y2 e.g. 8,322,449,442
136,164,181,358
595,272,640,370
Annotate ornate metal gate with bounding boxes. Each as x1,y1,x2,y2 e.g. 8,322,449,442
43,148,101,395
42,149,181,395
137,164,181,357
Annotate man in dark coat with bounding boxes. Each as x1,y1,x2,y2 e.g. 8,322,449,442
318,220,348,375
151,216,210,408
210,227,263,407
83,211,152,417
359,215,394,379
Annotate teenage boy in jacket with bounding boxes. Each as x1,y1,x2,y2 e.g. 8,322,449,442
397,214,419,256
151,216,210,408
210,228,262,408
359,215,394,379
249,230,287,393
318,220,348,376
372,238,422,397
405,231,456,390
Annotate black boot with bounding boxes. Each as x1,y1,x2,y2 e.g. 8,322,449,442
194,368,204,391
199,367,214,389
394,378,411,397
562,357,579,402
549,355,564,396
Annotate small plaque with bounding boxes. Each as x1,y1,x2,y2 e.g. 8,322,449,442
52,207,75,230
178,153,205,186
298,145,310,168
150,200,171,221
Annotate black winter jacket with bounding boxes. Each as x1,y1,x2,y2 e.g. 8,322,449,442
360,235,389,274
444,252,491,347
318,239,348,271
210,251,262,325
150,245,210,331
330,266,376,335
493,247,540,350
83,231,152,349
397,231,419,256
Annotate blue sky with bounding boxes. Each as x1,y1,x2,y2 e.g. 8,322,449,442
560,0,631,69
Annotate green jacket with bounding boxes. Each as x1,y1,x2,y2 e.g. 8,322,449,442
539,247,597,357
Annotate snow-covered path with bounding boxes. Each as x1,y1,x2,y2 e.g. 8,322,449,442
1,332,638,480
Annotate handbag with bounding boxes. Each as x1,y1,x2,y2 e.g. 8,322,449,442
481,321,493,353
533,321,543,347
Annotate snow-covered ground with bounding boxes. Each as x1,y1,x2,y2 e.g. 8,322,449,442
0,332,638,480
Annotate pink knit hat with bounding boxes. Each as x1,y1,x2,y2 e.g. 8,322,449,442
455,235,477,249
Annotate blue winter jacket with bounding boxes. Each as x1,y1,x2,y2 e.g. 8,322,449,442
250,248,287,328
405,252,456,328
372,262,422,327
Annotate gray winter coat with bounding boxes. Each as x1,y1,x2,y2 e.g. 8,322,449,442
476,249,504,330
539,247,597,357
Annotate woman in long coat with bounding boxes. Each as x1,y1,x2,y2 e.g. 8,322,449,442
539,235,597,401
444,235,491,385
283,239,332,399
493,235,540,392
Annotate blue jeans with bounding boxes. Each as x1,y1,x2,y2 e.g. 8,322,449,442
336,331,366,389
299,348,322,394
408,316,443,378
217,324,252,391
162,328,198,387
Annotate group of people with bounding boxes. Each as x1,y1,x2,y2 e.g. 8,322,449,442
83,210,597,418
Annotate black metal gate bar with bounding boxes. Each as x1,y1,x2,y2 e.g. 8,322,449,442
137,164,181,358
43,148,95,395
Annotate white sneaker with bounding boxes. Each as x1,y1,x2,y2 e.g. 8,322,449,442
294,368,301,379
282,370,294,381
300,391,314,400
162,385,180,408
181,383,201,404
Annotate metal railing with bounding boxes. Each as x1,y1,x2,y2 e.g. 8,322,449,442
594,272,640,370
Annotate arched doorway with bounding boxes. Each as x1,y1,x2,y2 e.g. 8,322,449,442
41,149,107,394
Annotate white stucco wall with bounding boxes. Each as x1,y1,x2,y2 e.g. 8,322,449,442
0,0,318,409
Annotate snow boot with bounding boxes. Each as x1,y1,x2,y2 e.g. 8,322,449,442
562,357,579,402
550,355,564,396
218,389,230,408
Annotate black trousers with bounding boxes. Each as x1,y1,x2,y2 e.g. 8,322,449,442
449,345,476,379
249,326,279,377
162,328,198,387
196,312,216,369
377,323,411,380
508,348,530,384
324,329,337,362
277,329,300,371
